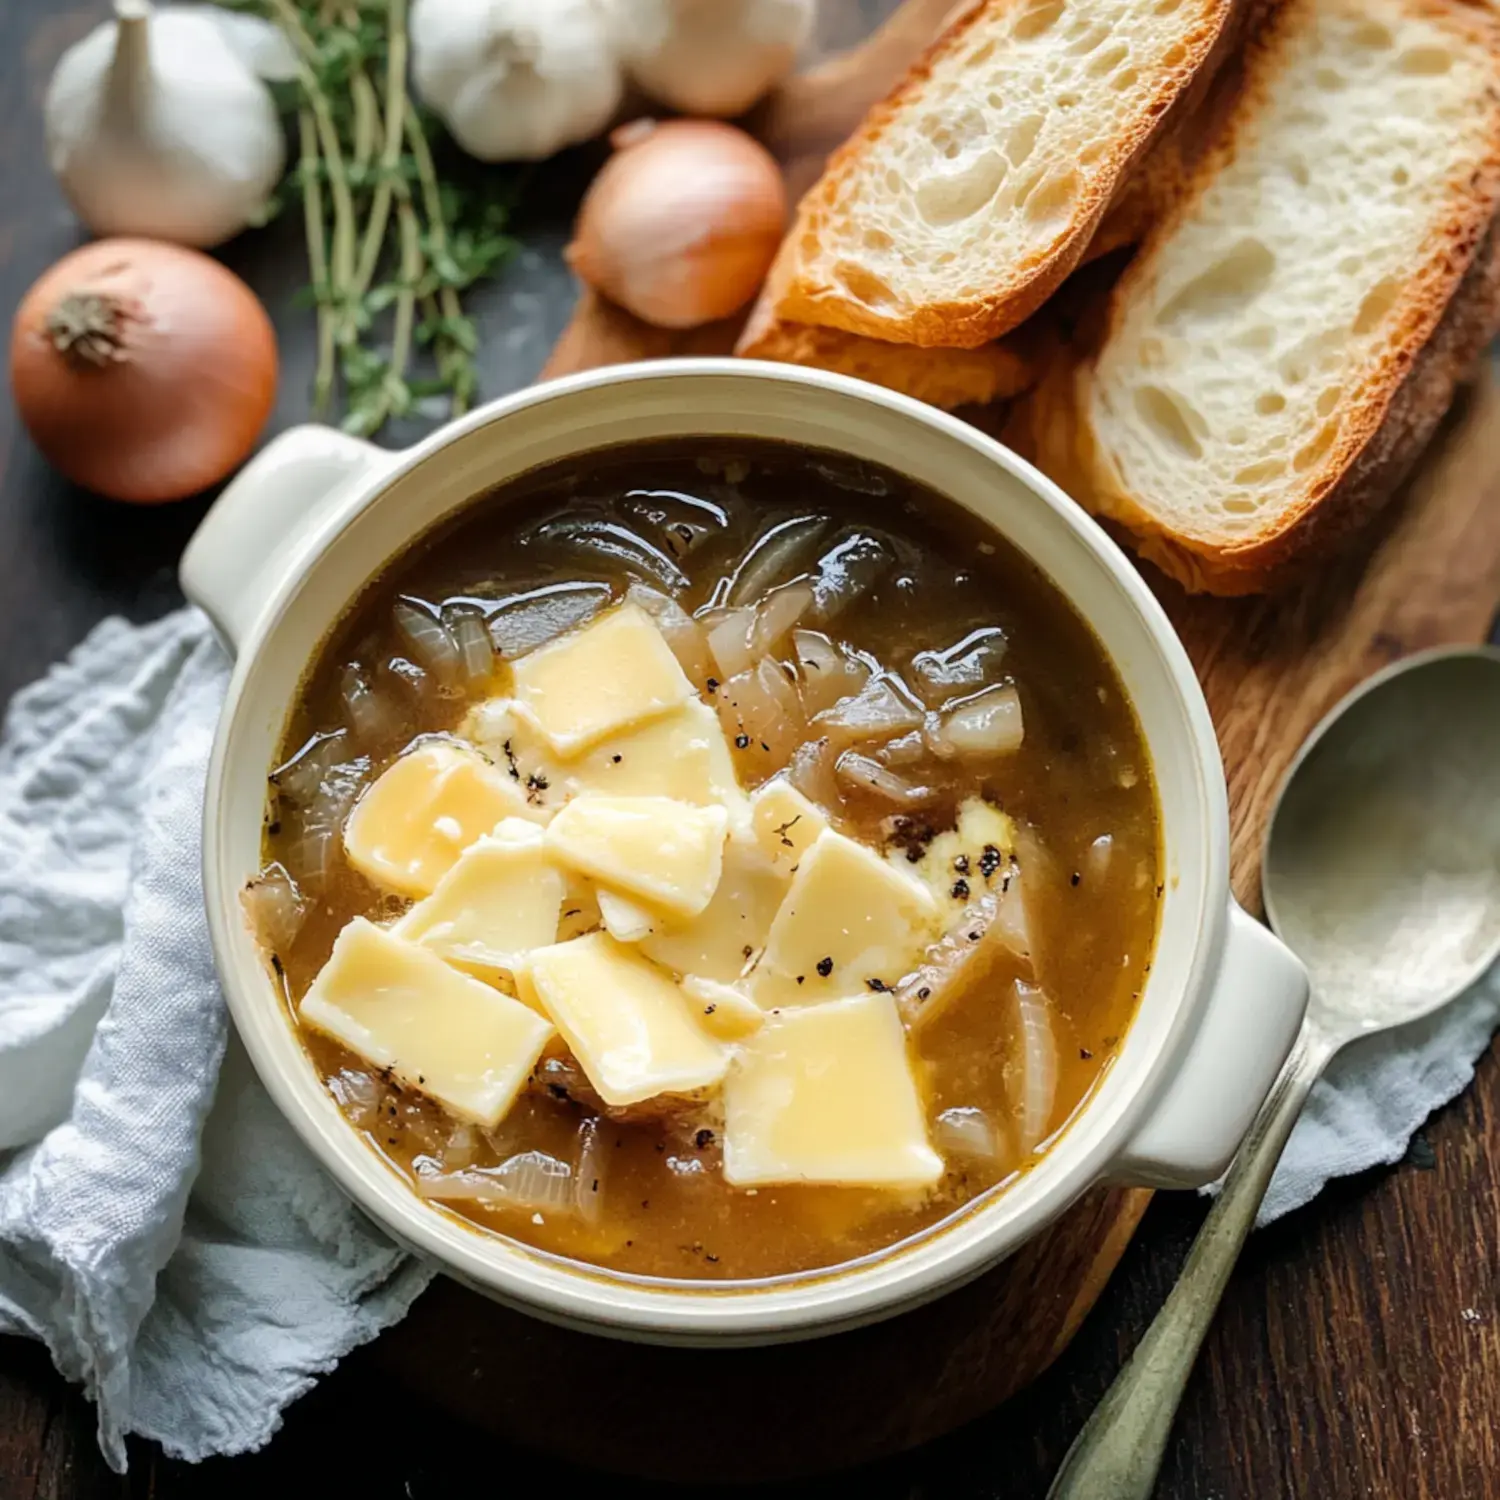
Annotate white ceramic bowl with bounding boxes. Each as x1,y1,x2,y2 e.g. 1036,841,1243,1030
182,360,1307,1345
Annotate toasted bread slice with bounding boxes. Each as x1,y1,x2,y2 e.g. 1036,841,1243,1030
774,0,1244,349
1029,0,1500,595
737,232,1039,408
737,312,1039,409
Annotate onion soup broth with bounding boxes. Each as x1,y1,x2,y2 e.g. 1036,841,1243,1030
251,439,1161,1280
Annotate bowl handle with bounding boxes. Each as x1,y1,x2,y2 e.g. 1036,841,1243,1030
180,425,391,654
1109,901,1309,1188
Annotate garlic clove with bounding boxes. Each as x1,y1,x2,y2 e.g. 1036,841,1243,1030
411,0,624,163
44,0,286,249
602,0,815,118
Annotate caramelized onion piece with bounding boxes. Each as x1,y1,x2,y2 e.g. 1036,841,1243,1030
1014,981,1059,1155
241,862,306,953
812,676,924,748
835,750,937,807
716,658,807,771
704,606,757,680
933,684,1024,758
393,600,461,689
786,736,844,815
339,665,403,746
910,627,1008,705
444,606,496,688
726,515,827,606
792,629,871,716
486,582,611,659
749,581,814,658
415,1150,578,1215
934,1106,1003,1162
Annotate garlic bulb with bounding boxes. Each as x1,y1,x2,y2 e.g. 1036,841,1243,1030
605,0,815,117
411,0,624,163
44,1,290,249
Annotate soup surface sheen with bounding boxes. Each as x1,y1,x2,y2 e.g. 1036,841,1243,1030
256,438,1160,1280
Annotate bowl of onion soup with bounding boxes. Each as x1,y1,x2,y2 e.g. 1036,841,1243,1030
182,360,1307,1341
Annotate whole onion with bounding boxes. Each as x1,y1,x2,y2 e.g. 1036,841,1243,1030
566,119,787,329
9,238,277,503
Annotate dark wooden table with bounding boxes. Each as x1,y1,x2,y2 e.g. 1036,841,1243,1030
3,4,1499,1498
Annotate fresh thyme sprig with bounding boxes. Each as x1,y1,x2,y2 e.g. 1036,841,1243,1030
219,0,519,436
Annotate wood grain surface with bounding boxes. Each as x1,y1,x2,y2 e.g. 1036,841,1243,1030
2,2,1499,1498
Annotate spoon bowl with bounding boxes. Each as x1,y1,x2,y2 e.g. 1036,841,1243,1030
1051,645,1500,1499
1265,646,1500,1036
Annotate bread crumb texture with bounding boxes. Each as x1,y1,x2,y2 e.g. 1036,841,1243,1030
1087,0,1500,558
783,0,1232,345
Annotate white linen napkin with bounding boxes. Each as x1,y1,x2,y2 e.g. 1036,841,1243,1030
0,610,431,1471
0,608,1493,1465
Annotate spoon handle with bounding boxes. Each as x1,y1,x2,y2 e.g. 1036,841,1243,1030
1047,1028,1333,1500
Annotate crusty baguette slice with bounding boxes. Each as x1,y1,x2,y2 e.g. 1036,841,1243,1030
737,231,1039,408
775,0,1244,349
737,312,1039,409
1027,0,1500,595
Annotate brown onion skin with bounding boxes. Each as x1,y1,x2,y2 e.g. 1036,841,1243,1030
9,238,278,504
566,119,787,330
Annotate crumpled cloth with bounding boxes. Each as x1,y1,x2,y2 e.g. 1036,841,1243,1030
0,609,431,1471
0,609,1493,1464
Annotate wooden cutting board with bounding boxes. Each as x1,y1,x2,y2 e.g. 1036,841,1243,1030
372,2,1500,1479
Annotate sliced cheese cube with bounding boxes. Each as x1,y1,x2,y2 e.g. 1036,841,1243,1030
343,741,531,898
300,918,553,1127
511,603,694,757
569,699,748,822
753,828,941,1006
391,819,565,977
596,887,659,943
723,993,942,1187
523,932,729,1107
750,778,829,870
545,795,728,920
894,796,1016,906
459,698,567,815
638,838,788,981
680,976,765,1041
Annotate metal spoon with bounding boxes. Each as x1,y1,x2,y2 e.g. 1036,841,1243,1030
1049,645,1500,1499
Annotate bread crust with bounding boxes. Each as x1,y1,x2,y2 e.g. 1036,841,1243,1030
778,0,1246,349
736,314,1040,409
1064,0,1500,595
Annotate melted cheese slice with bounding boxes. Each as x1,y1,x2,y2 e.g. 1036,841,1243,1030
680,976,765,1041
568,699,748,820
895,796,1016,906
638,837,787,981
521,932,729,1106
723,993,942,1187
459,698,567,816
511,603,694,757
391,818,565,977
301,918,554,1127
596,887,659,943
545,795,728,920
343,741,531,898
753,828,941,1005
750,779,829,870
